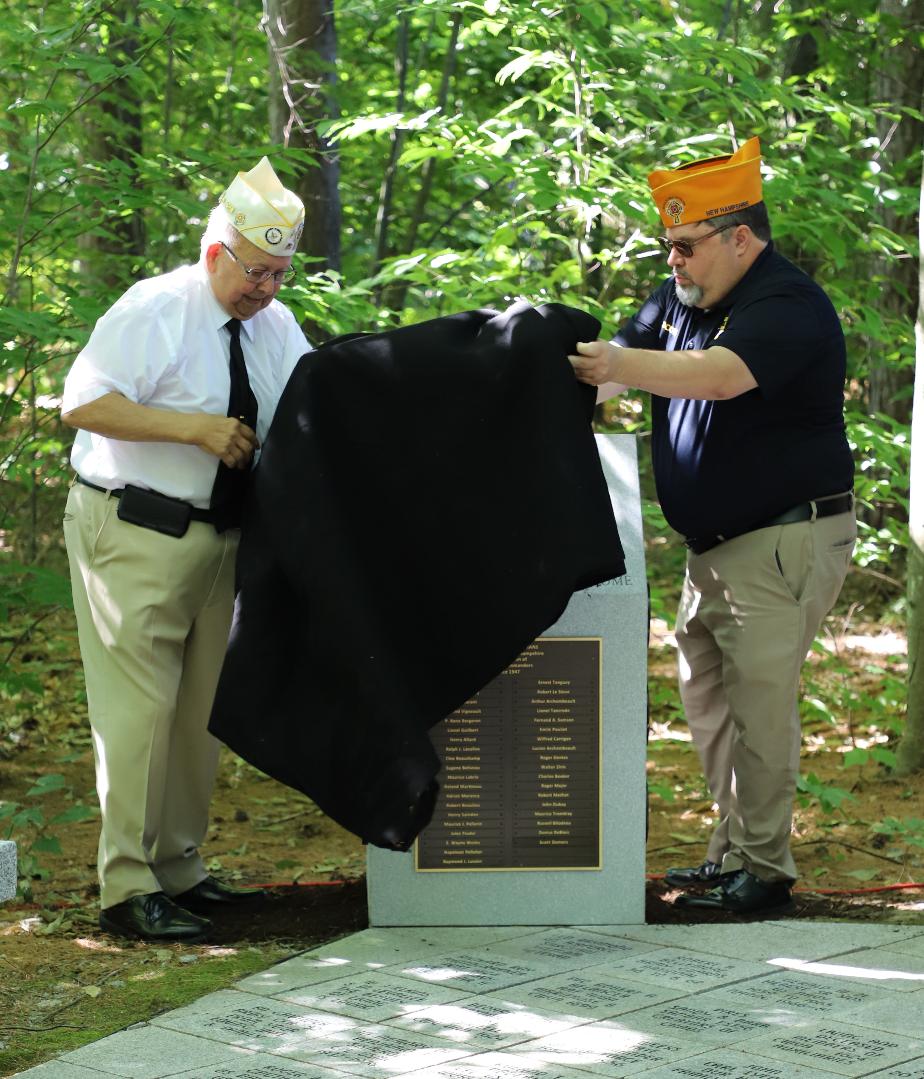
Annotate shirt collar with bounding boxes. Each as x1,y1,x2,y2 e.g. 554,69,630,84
197,262,258,341
711,240,774,311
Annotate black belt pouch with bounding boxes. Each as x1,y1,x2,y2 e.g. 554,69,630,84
117,484,192,538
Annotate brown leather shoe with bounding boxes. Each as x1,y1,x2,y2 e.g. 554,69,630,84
173,875,267,912
99,891,211,943
664,859,722,887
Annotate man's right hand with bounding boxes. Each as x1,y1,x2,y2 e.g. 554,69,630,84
61,393,261,468
192,415,259,468
568,340,621,386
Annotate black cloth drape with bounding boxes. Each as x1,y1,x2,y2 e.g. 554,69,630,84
209,302,625,850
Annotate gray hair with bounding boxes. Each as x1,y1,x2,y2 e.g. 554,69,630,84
199,205,243,262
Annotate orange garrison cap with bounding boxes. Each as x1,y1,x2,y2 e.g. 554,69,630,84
647,137,763,227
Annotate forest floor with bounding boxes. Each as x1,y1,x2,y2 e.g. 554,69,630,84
1,607,922,1075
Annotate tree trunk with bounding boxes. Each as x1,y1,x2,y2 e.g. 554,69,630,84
897,146,924,776
385,12,462,314
401,13,461,257
868,0,924,424
80,0,146,290
372,13,409,277
264,0,341,279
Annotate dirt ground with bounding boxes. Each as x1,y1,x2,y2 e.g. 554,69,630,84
1,610,922,1073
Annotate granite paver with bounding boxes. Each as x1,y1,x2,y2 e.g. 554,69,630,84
43,1025,248,1078
273,970,471,1021
615,1048,843,1077
591,921,924,962
12,923,924,1078
481,968,687,1019
767,947,924,991
704,967,904,1017
385,995,591,1051
738,1021,924,1077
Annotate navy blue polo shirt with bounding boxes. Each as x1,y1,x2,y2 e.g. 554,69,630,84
613,242,854,539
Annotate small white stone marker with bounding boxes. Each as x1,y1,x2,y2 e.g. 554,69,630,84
0,840,16,902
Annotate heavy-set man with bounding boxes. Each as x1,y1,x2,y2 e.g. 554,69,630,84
571,137,855,914
62,158,310,942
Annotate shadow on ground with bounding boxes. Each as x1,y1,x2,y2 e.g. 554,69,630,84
205,876,924,944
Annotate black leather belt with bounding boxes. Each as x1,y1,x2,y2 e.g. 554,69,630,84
75,476,217,524
685,492,854,556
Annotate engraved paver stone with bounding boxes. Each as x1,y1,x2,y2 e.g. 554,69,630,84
58,1025,243,1078
775,950,924,993
149,989,353,1053
625,998,803,1045
894,935,924,959
589,922,915,963
27,923,924,1079
2,1063,105,1079
238,929,538,995
276,970,467,1021
483,928,658,972
854,1061,924,1079
705,969,894,1017
742,1021,924,1077
627,1048,843,1078
386,996,586,1050
839,996,924,1040
294,1024,474,1077
606,948,768,992
482,970,685,1020
504,1020,701,1075
175,1057,351,1078
397,1053,604,1079
389,950,559,992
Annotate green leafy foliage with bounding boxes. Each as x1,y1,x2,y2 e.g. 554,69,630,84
0,0,919,862
797,771,856,814
1,776,99,900
870,816,924,850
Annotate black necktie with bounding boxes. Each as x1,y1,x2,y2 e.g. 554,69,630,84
210,318,258,532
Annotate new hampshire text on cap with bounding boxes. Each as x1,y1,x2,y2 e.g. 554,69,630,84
219,157,305,255
647,137,763,228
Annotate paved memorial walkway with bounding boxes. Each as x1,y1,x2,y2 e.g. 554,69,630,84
14,920,924,1078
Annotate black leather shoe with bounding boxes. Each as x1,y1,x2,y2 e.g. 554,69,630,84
173,875,267,912
99,891,211,943
676,869,793,914
664,859,722,887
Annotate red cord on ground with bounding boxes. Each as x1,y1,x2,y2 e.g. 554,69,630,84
260,879,352,888
647,872,924,895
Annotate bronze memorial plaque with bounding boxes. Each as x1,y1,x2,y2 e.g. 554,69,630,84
416,637,602,871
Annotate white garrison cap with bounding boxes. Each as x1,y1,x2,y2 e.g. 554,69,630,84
219,157,305,255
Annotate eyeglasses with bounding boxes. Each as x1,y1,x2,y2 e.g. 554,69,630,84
656,223,737,258
220,242,296,286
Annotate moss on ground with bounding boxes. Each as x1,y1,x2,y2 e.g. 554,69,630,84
0,939,293,1075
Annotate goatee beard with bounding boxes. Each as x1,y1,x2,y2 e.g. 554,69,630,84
675,281,704,308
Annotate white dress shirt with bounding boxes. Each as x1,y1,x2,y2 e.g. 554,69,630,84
64,263,311,507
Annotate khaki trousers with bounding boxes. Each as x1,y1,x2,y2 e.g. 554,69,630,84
675,510,856,882
63,483,238,909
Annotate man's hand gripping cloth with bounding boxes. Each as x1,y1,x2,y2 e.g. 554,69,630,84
209,301,626,850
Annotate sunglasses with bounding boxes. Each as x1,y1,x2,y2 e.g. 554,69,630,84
656,223,737,258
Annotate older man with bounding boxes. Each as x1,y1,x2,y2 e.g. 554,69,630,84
62,159,310,942
571,137,855,914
